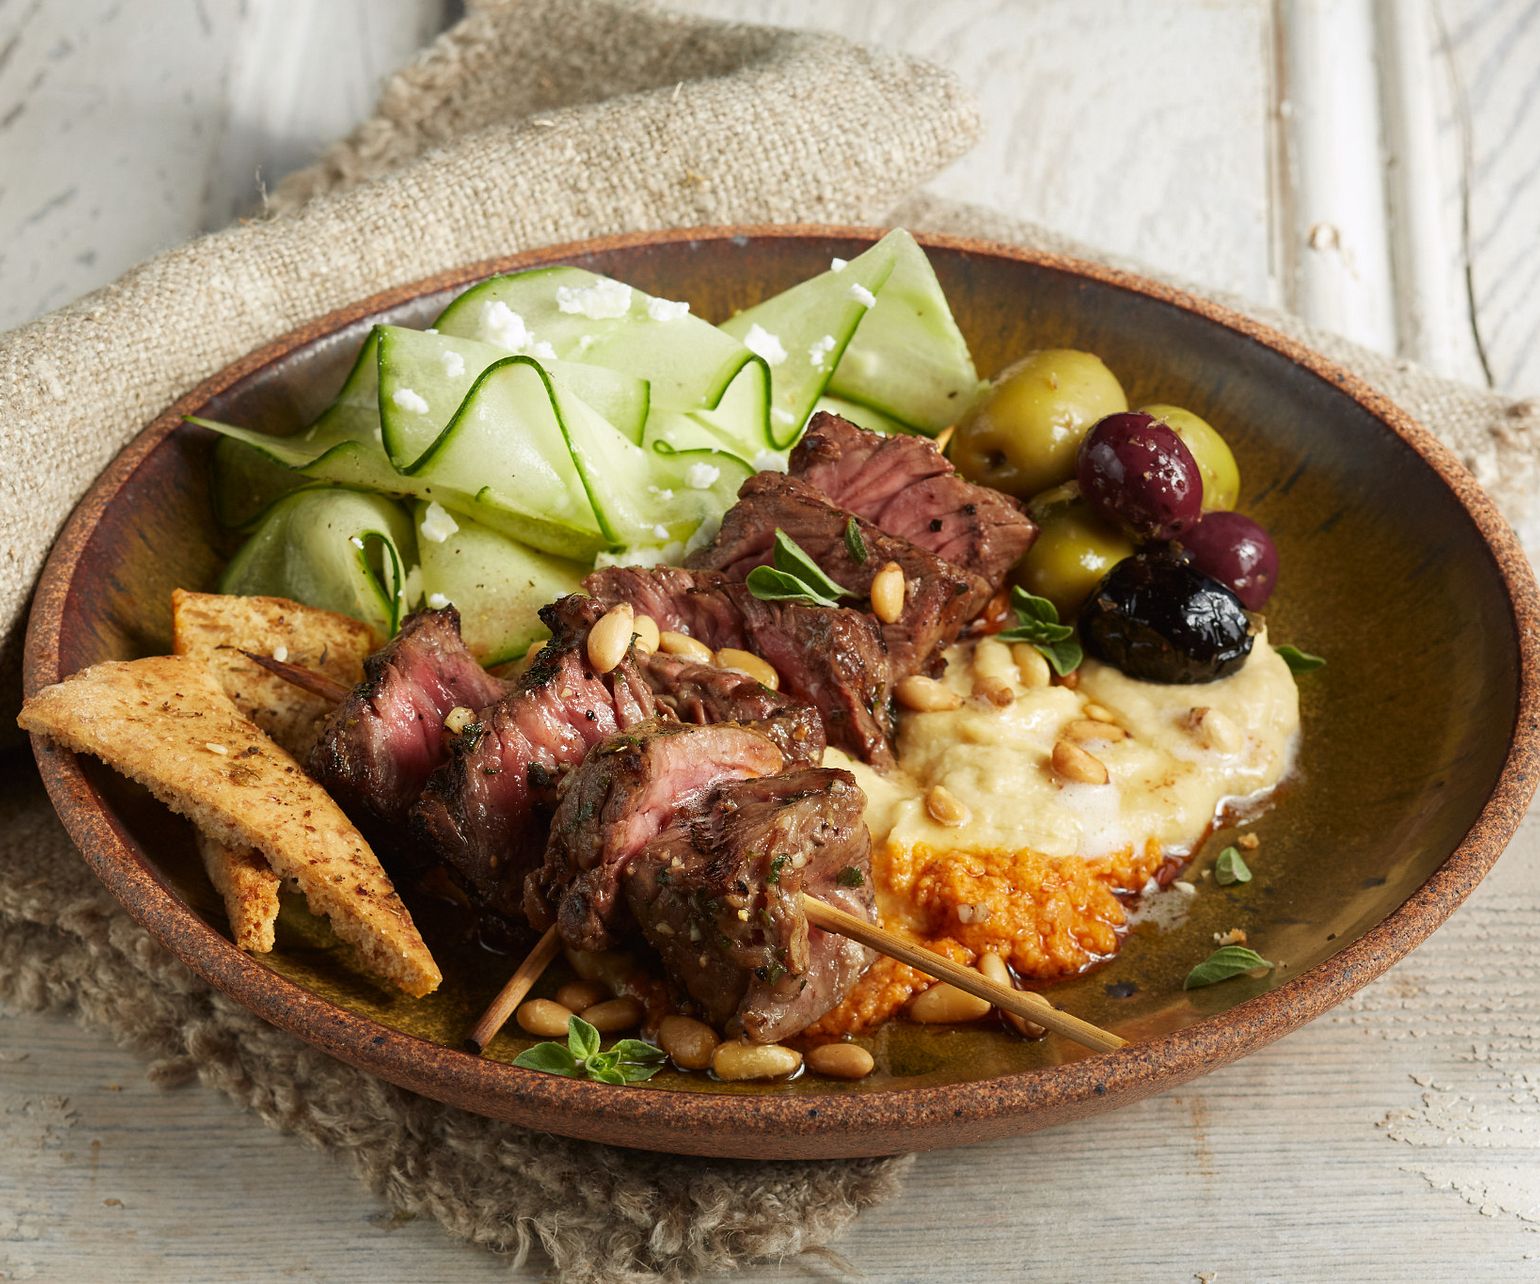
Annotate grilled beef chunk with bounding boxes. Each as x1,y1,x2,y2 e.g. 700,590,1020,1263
531,719,784,950
790,412,1037,585
411,596,655,920
584,565,895,766
623,767,875,1043
640,650,825,766
307,608,505,842
687,471,991,677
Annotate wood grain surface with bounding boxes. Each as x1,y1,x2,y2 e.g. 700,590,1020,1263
3,0,1539,1280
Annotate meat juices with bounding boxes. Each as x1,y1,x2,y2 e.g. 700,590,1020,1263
624,767,876,1043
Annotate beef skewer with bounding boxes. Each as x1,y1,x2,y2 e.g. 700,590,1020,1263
465,925,560,1054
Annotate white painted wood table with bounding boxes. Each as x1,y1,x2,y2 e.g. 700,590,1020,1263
3,2,1539,1279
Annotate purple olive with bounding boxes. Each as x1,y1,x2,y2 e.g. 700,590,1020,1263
1076,412,1203,541
1180,511,1279,610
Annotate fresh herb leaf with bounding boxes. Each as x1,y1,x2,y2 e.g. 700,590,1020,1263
608,1039,668,1082
835,866,865,888
1183,945,1274,989
996,587,1083,675
773,529,851,600
512,1042,582,1076
745,565,842,609
1277,644,1325,674
589,1066,628,1085
1215,846,1252,885
766,853,789,885
844,517,868,564
567,1015,601,1062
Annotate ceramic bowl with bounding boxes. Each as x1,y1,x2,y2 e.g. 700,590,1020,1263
23,227,1540,1158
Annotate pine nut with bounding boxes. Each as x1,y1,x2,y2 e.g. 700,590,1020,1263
715,648,779,690
973,636,1015,681
1011,642,1051,688
659,630,713,663
807,1043,875,1080
973,680,1015,708
1185,706,1242,754
1063,718,1128,744
631,613,660,654
554,979,609,1013
925,784,971,827
979,952,1045,1038
896,674,963,711
1051,739,1109,785
1083,702,1117,723
587,603,634,674
712,1040,802,1081
870,562,906,624
443,705,476,735
516,998,574,1039
580,996,644,1033
658,1015,719,1071
909,981,991,1023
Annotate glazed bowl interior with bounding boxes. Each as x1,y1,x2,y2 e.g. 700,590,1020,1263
26,229,1538,1158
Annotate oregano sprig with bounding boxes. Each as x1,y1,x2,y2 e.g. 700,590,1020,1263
745,529,854,608
996,586,1083,676
1183,945,1274,990
512,1015,666,1085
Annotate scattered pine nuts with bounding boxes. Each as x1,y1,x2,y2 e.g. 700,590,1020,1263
909,981,991,1023
870,562,907,624
896,674,964,711
807,1043,875,1080
979,951,1045,1038
659,630,713,664
712,1040,802,1081
443,705,476,735
1051,738,1109,785
516,998,575,1039
925,784,971,827
1083,702,1117,723
1011,642,1051,688
554,979,609,1013
1185,706,1242,754
1238,832,1261,850
658,1015,719,1070
587,603,634,674
1063,718,1128,744
715,648,780,690
631,613,661,654
580,996,644,1033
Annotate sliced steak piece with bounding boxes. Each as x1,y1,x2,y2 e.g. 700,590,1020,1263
531,719,784,950
307,608,505,842
622,767,876,1043
584,565,895,767
410,596,655,920
687,471,990,677
790,411,1037,585
640,650,825,766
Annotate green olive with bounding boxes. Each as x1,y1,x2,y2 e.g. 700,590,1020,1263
1013,493,1136,619
1139,404,1240,512
951,350,1128,499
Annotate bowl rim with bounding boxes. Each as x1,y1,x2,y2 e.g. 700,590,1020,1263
22,224,1540,1159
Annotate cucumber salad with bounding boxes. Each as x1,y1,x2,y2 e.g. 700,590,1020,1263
196,230,978,664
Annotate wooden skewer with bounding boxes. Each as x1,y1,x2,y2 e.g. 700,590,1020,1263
239,651,352,703
465,925,561,1054
801,894,1127,1054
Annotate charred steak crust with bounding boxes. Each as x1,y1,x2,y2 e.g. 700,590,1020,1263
640,650,825,766
789,412,1037,586
583,565,895,767
306,608,505,846
409,596,655,920
687,471,991,677
530,719,785,951
622,767,876,1044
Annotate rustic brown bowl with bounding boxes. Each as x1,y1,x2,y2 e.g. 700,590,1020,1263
22,227,1540,1159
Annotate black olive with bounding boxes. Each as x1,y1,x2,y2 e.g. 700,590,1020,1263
1079,549,1254,683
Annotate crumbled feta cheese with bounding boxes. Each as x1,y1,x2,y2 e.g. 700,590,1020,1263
808,333,837,368
770,407,794,426
752,450,788,473
424,327,439,335
652,524,670,540
441,350,466,378
830,257,848,272
743,323,787,366
646,485,676,501
426,592,451,610
684,462,720,490
555,277,632,319
349,536,365,549
1172,880,1198,895
528,340,557,361
592,542,683,570
272,644,289,663
391,386,430,415
848,283,876,308
480,300,532,352
646,296,691,322
419,501,460,544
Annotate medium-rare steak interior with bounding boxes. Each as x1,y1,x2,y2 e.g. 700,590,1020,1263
623,766,876,1044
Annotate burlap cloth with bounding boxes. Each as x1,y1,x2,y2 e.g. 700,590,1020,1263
2,1,1536,1278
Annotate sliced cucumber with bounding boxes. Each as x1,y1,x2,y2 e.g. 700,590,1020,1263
414,502,585,665
210,435,308,529
218,488,415,636
811,394,912,439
